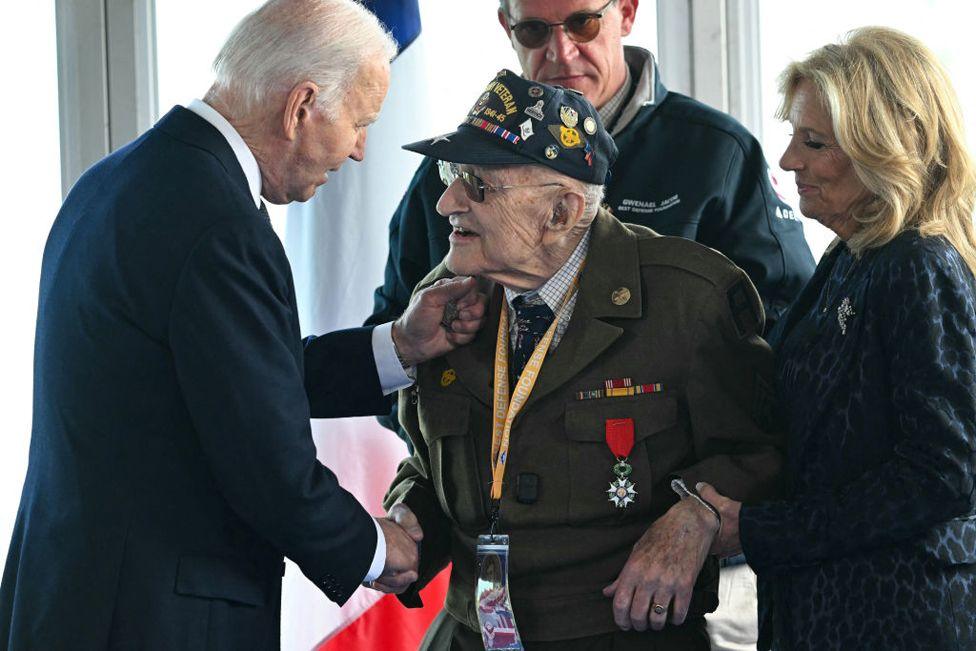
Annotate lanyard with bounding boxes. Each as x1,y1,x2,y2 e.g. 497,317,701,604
489,271,582,503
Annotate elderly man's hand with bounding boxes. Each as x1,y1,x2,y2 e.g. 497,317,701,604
369,506,423,595
697,482,743,559
602,498,719,632
392,276,488,366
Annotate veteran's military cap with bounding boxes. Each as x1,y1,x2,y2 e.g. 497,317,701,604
403,69,617,185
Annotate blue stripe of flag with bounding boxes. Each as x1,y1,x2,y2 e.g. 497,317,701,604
361,0,421,54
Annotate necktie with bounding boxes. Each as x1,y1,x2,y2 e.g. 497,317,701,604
511,296,555,382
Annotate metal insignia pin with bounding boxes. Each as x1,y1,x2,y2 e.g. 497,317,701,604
525,100,545,121
441,301,459,330
519,119,534,141
528,86,544,98
611,287,631,306
547,125,584,149
560,105,579,128
583,116,597,135
545,145,559,159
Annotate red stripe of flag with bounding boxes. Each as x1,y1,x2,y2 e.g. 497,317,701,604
316,567,451,651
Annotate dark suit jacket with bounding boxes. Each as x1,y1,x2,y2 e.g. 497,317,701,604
385,211,785,643
740,231,976,650
0,107,389,650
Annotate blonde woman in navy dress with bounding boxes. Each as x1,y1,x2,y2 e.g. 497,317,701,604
696,27,976,650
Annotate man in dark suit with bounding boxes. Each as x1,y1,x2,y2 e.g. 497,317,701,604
0,1,486,649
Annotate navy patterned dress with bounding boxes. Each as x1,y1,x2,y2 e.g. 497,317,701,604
739,230,976,650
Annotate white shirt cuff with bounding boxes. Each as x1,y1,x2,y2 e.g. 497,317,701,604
363,517,387,583
372,322,415,395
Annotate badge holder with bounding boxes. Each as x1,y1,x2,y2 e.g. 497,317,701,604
476,534,524,651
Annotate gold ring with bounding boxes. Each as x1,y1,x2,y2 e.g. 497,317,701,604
652,603,667,615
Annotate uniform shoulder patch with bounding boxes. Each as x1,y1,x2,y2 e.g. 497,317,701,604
727,278,763,338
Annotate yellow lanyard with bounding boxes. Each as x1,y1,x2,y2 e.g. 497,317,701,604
490,272,581,501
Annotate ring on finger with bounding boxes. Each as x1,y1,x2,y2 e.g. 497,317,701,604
651,603,667,616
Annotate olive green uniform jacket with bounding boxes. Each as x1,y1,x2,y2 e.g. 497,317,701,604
385,210,784,642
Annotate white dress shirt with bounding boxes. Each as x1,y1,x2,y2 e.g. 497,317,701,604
186,99,406,583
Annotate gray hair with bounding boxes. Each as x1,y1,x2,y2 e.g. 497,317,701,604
211,0,397,117
578,180,606,221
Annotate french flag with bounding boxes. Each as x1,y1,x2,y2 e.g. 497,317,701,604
282,1,449,649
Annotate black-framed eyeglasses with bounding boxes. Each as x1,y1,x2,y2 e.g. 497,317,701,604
507,0,617,49
438,160,562,203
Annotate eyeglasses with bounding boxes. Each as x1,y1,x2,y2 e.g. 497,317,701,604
507,0,617,50
438,160,562,203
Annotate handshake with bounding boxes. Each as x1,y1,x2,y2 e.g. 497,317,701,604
368,503,422,594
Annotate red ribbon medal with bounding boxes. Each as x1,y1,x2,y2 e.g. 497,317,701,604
605,418,635,457
605,418,637,508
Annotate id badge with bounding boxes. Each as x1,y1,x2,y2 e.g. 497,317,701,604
476,534,523,651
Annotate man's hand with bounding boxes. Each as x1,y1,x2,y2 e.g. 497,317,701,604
392,276,488,366
602,498,719,632
368,505,423,594
697,482,742,559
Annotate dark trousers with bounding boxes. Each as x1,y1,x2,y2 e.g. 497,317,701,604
420,610,710,651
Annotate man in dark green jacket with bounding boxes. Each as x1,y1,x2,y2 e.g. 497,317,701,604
380,70,784,651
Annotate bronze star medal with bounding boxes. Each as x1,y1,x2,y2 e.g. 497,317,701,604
605,417,637,508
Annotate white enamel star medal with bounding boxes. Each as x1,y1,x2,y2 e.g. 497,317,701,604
607,461,637,508
605,417,637,508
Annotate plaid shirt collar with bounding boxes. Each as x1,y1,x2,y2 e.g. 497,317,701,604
504,228,591,313
597,65,633,132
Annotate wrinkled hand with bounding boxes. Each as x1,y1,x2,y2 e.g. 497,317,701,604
392,276,488,366
602,498,719,631
697,482,742,559
369,505,423,594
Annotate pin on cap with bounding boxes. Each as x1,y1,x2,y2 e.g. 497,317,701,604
560,106,579,128
525,100,545,121
402,69,618,185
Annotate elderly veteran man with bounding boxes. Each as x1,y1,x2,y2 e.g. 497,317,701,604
380,71,784,651
372,8,811,643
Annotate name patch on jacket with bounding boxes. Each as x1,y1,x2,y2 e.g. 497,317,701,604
615,195,681,214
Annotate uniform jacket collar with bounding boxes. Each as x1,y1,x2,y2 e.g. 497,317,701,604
438,209,646,409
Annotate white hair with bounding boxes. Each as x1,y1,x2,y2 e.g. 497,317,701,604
210,0,397,117
578,180,606,220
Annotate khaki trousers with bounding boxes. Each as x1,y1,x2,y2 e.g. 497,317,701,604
704,563,759,651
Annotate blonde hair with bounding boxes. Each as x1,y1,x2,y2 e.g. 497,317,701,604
778,26,976,274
